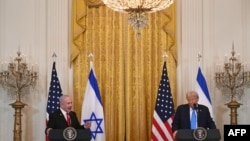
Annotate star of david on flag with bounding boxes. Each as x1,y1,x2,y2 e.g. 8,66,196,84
81,61,106,141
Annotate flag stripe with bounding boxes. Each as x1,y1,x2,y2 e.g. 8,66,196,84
89,69,102,105
152,115,168,140
196,67,211,103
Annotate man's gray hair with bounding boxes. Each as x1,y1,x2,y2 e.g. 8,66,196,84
59,95,70,103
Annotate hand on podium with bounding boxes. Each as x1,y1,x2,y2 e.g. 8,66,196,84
46,128,52,135
173,130,178,139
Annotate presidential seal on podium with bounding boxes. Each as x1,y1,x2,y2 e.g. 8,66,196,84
193,127,207,141
63,127,77,141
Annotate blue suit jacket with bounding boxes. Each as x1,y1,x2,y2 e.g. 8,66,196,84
172,104,216,132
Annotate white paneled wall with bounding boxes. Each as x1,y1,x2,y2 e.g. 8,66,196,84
1,0,250,140
0,0,71,141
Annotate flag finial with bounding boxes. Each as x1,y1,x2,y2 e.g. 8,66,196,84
163,52,168,61
52,53,57,62
52,53,57,58
88,53,94,60
197,53,202,62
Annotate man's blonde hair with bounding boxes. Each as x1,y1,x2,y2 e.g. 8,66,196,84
186,91,199,99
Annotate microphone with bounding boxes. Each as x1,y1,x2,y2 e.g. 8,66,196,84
194,103,198,110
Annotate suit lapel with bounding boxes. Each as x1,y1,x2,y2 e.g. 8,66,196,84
58,109,68,126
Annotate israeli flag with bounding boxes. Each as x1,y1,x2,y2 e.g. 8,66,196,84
196,67,214,118
81,61,106,141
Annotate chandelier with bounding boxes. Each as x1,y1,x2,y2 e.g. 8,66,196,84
102,0,174,36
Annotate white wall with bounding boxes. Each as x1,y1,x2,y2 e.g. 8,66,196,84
0,0,71,140
1,0,250,140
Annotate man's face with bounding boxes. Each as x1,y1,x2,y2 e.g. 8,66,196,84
187,95,198,108
61,97,73,113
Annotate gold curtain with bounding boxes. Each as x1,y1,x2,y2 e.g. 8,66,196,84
71,0,177,140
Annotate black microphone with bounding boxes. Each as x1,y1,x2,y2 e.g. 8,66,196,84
194,103,198,110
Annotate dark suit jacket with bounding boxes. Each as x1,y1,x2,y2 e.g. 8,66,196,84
45,109,84,134
172,104,216,132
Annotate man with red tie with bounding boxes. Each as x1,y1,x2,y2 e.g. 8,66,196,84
45,95,91,135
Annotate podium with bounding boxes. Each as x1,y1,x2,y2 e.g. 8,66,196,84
176,129,221,141
48,128,91,141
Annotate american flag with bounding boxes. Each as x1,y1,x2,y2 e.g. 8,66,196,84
151,61,175,141
46,62,63,141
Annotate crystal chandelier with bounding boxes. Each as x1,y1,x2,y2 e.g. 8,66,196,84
102,0,174,36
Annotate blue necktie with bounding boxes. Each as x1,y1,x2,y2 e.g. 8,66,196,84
191,108,196,129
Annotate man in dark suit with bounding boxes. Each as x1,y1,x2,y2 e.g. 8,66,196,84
45,95,91,135
172,91,216,138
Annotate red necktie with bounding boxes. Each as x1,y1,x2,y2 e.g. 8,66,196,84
66,113,71,127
